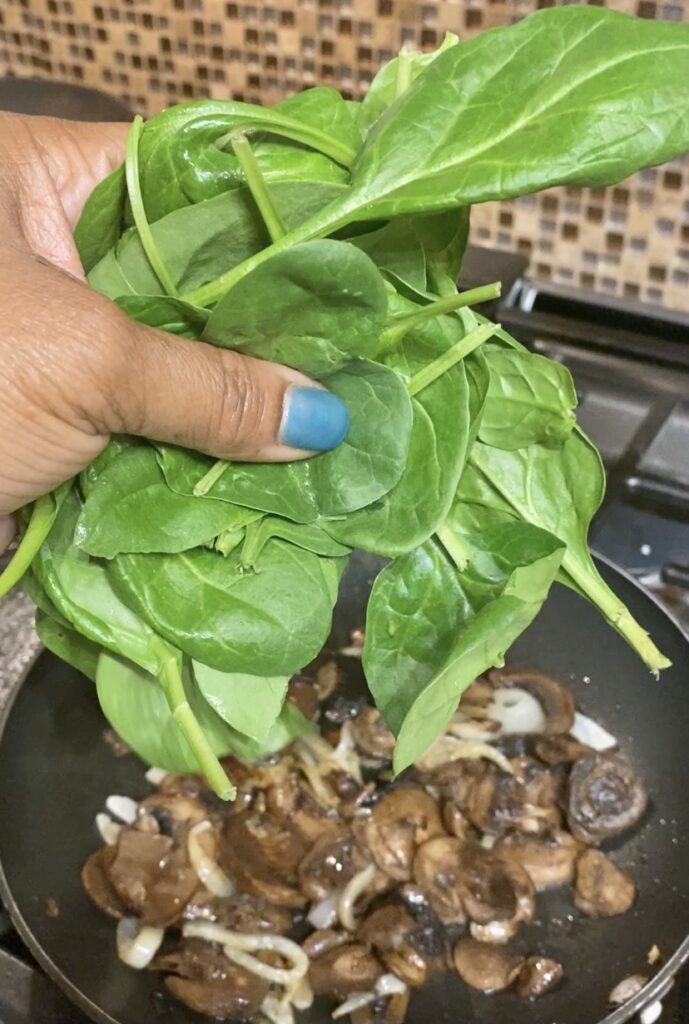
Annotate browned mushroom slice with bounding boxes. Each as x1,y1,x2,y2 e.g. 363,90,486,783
468,760,561,837
81,848,126,919
574,849,636,917
350,707,395,760
138,791,209,841
361,787,445,881
488,668,575,735
219,811,306,909
453,939,523,993
298,831,368,901
457,844,535,943
567,753,647,846
308,943,383,998
266,774,340,846
534,734,591,766
158,938,269,1020
286,675,320,720
351,990,410,1024
494,831,581,891
513,956,564,999
107,829,198,927
412,837,466,925
183,890,292,934
302,928,350,959
442,801,472,840
357,904,429,987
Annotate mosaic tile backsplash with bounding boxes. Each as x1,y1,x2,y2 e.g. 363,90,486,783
1,0,688,310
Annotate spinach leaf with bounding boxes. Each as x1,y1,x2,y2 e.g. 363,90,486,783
89,180,348,301
322,307,487,555
204,240,388,377
239,517,351,569
350,7,689,217
193,661,288,743
357,32,459,137
35,610,101,683
74,165,126,274
116,295,209,339
352,219,428,292
159,360,413,521
108,540,342,675
454,435,670,672
391,528,564,773
75,446,261,557
478,344,577,450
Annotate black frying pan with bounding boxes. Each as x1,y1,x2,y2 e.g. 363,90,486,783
1,553,688,1024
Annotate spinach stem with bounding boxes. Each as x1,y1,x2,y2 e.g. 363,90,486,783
215,112,356,169
407,323,497,396
238,519,266,570
232,133,287,243
158,654,236,800
562,554,671,676
395,48,414,98
435,523,472,571
380,282,501,351
0,493,57,598
215,527,244,557
193,460,229,497
125,116,178,297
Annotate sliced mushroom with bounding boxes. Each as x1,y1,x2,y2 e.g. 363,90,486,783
81,848,126,919
308,943,383,998
453,939,523,993
494,831,580,891
442,801,472,840
351,990,410,1024
156,938,269,1019
357,904,428,987
182,891,291,933
350,707,395,761
107,829,198,926
567,752,647,845
302,928,350,959
412,837,466,924
534,734,592,766
575,849,636,917
359,787,445,881
468,760,561,837
138,791,209,842
219,811,306,909
513,956,564,999
286,675,319,720
487,668,575,735
265,775,340,847
457,845,535,943
298,831,368,901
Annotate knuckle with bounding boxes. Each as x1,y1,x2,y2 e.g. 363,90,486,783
216,351,268,452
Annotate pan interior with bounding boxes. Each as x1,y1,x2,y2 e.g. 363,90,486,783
0,555,688,1024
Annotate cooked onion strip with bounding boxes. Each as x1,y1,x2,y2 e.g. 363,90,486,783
95,812,121,847
307,891,340,929
105,795,139,825
183,923,309,986
338,862,377,931
332,975,407,1019
187,821,234,897
261,995,294,1024
145,767,168,785
570,711,617,751
116,917,164,969
415,735,514,774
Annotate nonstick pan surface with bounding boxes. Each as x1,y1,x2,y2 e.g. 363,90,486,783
0,554,688,1024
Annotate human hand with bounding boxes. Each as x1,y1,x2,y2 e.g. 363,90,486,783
0,113,348,552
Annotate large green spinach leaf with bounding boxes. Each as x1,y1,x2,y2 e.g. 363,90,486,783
204,240,388,377
35,610,101,683
192,661,288,743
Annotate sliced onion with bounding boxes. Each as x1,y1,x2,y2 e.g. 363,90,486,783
261,995,295,1024
145,767,168,785
415,735,514,775
339,645,363,658
609,974,648,1006
105,795,139,825
446,718,500,742
290,976,314,1010
338,862,377,932
480,833,497,850
332,976,407,1020
116,917,164,969
187,821,234,898
96,812,121,847
487,688,547,736
183,923,309,986
307,891,341,930
570,712,617,751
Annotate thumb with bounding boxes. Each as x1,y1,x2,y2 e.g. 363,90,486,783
108,321,350,462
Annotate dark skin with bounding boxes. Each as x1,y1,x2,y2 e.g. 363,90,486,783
0,114,318,553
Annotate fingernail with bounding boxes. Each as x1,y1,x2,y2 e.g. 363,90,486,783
280,386,350,452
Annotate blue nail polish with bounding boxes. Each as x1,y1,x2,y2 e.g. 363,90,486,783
281,387,350,452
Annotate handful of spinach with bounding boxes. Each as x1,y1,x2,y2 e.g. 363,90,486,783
3,6,688,797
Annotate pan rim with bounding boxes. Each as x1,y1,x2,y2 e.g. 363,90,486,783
0,552,688,1024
